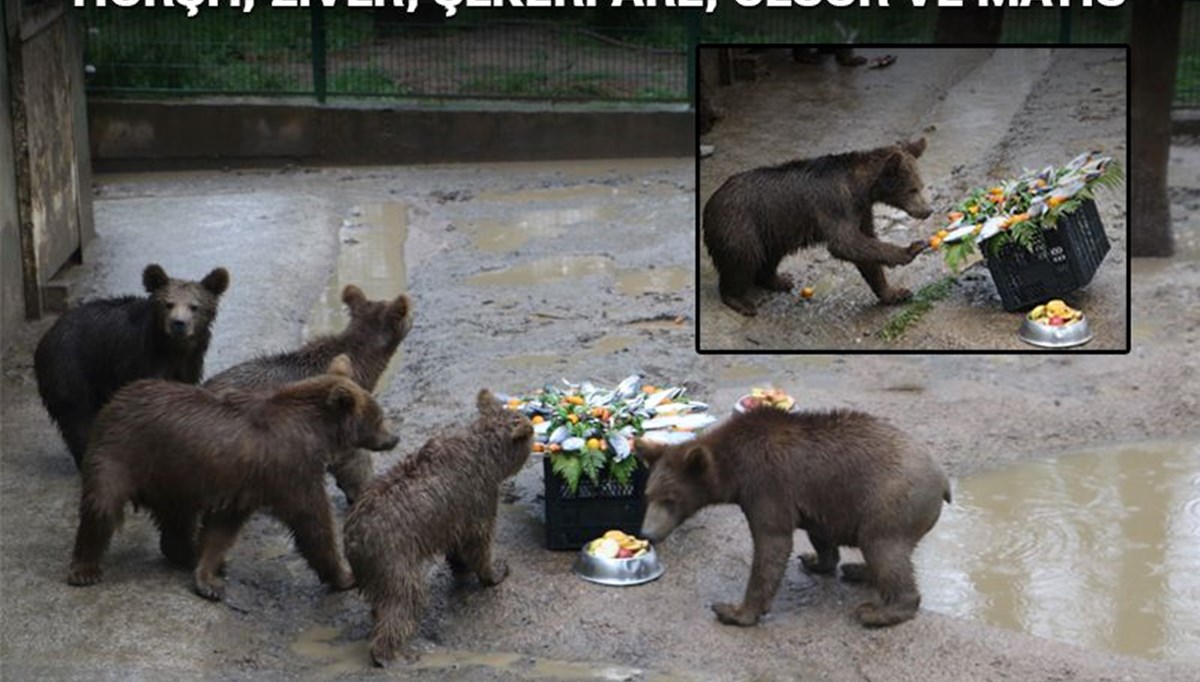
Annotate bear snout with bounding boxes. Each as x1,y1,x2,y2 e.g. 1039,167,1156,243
369,432,400,452
169,318,190,338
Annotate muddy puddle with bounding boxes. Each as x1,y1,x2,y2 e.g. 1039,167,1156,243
305,202,408,391
467,256,690,298
916,440,1200,663
460,205,613,253
289,626,683,680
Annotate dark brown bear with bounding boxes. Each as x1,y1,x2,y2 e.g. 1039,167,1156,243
343,390,533,666
204,285,411,503
637,407,950,628
67,355,399,601
35,263,229,468
702,138,933,316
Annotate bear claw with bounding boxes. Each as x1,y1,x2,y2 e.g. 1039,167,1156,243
712,602,759,627
193,576,226,601
67,565,103,586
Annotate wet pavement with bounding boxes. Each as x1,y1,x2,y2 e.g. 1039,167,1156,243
698,47,1128,351
0,152,1197,680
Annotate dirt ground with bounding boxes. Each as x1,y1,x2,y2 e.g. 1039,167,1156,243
1,148,1197,681
698,47,1128,351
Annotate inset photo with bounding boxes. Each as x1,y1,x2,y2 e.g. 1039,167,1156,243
696,46,1129,352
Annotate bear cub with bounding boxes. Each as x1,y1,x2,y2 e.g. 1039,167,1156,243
703,138,933,316
67,355,398,601
204,285,412,503
638,407,950,628
343,390,533,666
35,263,229,468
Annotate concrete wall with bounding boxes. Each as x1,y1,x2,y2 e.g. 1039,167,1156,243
88,100,694,169
1,5,23,354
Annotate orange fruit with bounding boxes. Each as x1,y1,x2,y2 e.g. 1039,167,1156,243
937,229,949,239
586,438,601,450
642,385,658,394
799,287,814,299
548,443,561,452
1048,196,1065,208
568,414,579,424
532,442,545,452
969,205,980,215
531,415,544,424
948,211,964,222
929,235,942,250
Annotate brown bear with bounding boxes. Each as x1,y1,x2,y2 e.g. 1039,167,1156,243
203,285,412,503
343,390,533,666
702,138,933,316
35,263,229,468
637,407,950,628
67,355,399,601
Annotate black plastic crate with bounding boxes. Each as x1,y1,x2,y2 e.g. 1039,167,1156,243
542,456,648,551
983,198,1110,312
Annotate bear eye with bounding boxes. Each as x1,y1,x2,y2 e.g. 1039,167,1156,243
189,304,198,312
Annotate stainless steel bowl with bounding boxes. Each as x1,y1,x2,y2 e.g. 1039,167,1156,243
1018,314,1093,349
573,545,665,587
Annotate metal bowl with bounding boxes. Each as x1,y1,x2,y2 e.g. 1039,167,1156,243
1018,314,1094,349
573,545,665,587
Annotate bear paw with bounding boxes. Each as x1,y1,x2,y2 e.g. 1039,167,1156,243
712,602,760,627
878,287,913,305
67,563,103,586
855,600,917,628
370,642,417,668
721,295,758,317
799,553,837,576
761,273,794,293
839,562,870,583
193,575,227,601
480,559,510,587
330,569,355,592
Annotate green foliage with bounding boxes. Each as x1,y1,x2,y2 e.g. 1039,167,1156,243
551,453,583,494
328,67,410,96
608,455,640,489
878,276,958,342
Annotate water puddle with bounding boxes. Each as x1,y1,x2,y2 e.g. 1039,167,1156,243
289,626,369,677
461,205,612,253
306,202,408,392
468,256,614,288
916,440,1200,663
614,267,691,297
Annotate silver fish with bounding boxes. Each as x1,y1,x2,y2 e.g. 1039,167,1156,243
608,434,633,462
562,437,585,452
639,430,697,445
548,425,570,445
643,387,683,410
615,374,641,399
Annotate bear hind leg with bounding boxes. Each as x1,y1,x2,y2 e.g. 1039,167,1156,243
192,509,250,601
452,520,508,587
855,538,921,627
368,572,425,666
753,255,793,293
68,492,126,586
718,272,758,317
59,408,95,470
155,507,199,568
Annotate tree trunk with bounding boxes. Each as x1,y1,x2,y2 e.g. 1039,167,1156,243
1131,0,1183,257
934,8,1005,43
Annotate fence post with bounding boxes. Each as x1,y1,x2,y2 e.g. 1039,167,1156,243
1058,7,1073,43
686,10,698,108
311,4,327,103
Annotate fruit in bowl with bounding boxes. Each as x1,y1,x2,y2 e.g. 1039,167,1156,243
585,530,650,560
1028,299,1083,327
736,387,795,413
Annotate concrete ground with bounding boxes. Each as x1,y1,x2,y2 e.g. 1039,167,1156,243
698,47,1128,351
1,151,1197,681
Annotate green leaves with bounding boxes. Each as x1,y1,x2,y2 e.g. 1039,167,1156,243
609,455,640,488
551,453,583,494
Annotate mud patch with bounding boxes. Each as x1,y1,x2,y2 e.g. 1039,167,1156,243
460,205,613,253
615,267,691,297
916,440,1200,662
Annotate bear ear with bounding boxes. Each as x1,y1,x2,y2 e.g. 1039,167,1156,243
326,383,358,411
341,285,367,312
901,137,927,159
634,439,664,467
327,353,354,378
682,446,712,478
201,267,230,297
477,389,500,414
142,264,169,293
511,419,534,443
388,293,411,323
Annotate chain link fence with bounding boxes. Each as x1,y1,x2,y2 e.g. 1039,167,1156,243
79,7,1196,107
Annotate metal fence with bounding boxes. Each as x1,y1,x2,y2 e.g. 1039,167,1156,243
79,6,1198,107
